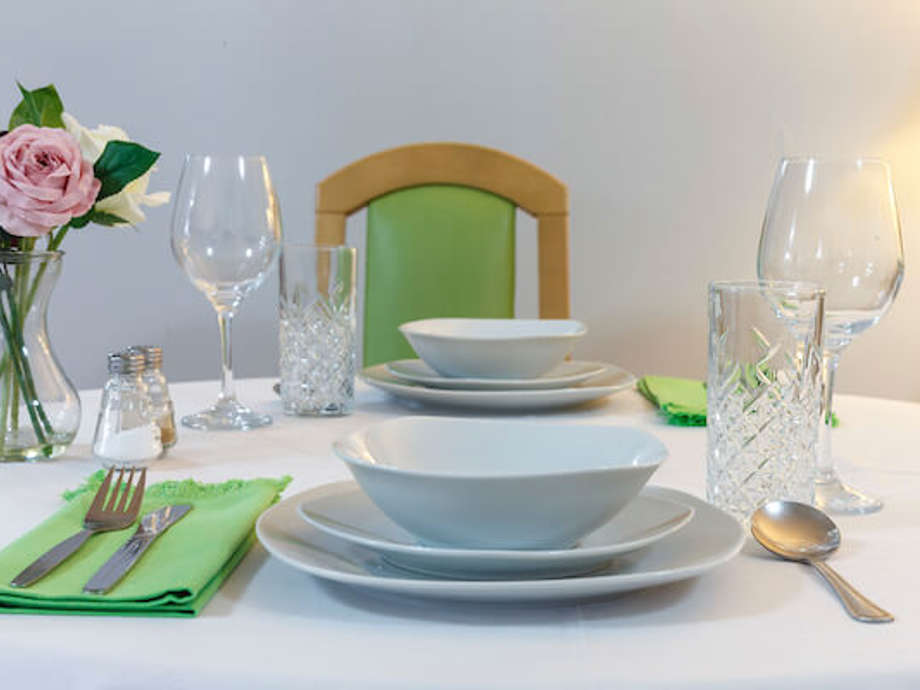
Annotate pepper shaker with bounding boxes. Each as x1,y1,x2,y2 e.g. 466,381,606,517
130,345,177,451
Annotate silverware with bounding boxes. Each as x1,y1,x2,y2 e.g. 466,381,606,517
83,504,193,594
11,466,147,588
751,500,893,623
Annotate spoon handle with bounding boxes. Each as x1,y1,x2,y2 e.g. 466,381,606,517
810,559,893,623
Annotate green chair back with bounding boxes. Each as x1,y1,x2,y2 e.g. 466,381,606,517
363,184,515,366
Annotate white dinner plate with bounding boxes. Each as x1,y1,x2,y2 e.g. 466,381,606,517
384,359,607,391
256,486,744,602
297,481,694,579
361,363,636,411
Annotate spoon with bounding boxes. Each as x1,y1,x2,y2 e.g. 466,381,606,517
751,500,893,623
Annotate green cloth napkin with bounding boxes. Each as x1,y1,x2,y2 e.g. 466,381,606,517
0,472,290,617
637,376,708,426
637,375,840,428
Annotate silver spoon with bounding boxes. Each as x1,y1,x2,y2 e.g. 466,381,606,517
751,500,893,623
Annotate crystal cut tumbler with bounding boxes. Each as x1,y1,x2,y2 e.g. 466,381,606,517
279,244,357,416
706,281,825,524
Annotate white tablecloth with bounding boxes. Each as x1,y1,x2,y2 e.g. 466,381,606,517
1,378,918,689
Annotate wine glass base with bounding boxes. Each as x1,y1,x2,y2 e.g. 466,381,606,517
182,399,272,431
815,477,883,515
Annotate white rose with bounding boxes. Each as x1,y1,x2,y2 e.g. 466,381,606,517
62,113,169,226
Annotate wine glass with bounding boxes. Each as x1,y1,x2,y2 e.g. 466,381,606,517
757,158,904,514
171,155,282,430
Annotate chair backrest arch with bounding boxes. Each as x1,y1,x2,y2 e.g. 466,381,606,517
314,142,571,320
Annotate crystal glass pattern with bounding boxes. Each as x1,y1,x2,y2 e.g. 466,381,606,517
707,281,825,524
758,158,904,514
279,245,357,416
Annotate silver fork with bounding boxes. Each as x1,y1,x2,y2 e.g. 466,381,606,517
11,466,147,588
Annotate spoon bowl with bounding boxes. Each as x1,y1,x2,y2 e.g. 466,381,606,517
751,500,892,623
751,500,840,561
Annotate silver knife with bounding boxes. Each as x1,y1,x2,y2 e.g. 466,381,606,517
83,504,193,594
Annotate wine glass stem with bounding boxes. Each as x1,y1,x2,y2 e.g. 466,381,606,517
818,349,842,480
217,309,236,404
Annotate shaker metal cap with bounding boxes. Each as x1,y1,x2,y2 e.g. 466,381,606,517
107,350,145,375
128,345,163,369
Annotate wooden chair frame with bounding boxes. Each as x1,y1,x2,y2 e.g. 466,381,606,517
314,142,570,318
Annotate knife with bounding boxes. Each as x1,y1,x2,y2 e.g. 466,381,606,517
83,504,193,594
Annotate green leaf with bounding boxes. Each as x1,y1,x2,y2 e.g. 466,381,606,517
0,274,10,292
9,83,65,129
68,207,128,229
93,140,159,201
68,209,93,228
68,211,93,229
87,210,128,227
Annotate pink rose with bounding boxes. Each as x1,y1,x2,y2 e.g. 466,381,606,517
0,125,101,237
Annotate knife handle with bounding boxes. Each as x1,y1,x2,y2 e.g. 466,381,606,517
83,531,156,594
10,529,94,588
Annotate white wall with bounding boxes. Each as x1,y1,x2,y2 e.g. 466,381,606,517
2,0,919,398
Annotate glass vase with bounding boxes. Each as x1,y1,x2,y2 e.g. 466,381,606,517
0,250,80,461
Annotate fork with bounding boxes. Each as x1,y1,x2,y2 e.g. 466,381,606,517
10,466,147,588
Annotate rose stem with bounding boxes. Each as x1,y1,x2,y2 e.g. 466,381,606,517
0,294,47,449
6,253,53,435
9,262,21,430
0,341,9,456
21,225,69,319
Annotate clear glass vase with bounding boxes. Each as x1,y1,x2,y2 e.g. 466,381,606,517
0,250,80,461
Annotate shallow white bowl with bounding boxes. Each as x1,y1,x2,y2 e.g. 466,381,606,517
332,417,667,549
384,359,607,390
399,318,586,379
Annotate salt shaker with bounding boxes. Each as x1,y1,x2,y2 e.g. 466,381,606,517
130,345,177,451
92,350,163,466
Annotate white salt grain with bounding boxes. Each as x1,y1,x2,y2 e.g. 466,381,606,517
93,424,162,463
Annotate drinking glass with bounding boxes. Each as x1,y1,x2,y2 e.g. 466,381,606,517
757,158,904,513
171,155,282,430
707,281,825,524
279,244,357,416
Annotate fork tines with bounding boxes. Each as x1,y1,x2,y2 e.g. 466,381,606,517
88,466,147,516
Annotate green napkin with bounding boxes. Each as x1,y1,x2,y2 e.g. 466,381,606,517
637,376,840,428
0,472,290,617
637,376,708,426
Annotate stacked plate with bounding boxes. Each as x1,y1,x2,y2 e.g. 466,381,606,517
362,318,637,411
256,418,745,602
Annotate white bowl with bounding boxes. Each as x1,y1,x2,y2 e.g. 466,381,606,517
398,318,586,379
332,417,667,549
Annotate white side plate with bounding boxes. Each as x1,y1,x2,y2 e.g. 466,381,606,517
385,359,607,390
256,486,744,602
361,363,637,411
297,481,694,579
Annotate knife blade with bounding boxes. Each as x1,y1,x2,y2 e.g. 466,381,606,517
83,504,193,594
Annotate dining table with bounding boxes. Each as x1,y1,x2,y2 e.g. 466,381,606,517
1,376,918,689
